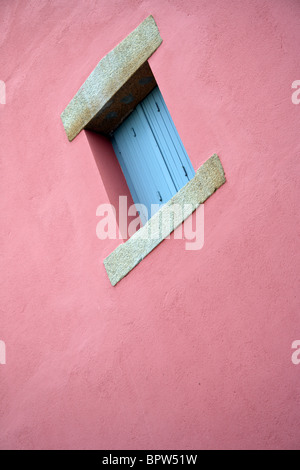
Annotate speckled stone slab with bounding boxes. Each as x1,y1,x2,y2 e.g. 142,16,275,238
61,16,162,141
104,154,226,286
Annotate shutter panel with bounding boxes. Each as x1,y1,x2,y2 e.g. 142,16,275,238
142,87,195,185
112,86,195,225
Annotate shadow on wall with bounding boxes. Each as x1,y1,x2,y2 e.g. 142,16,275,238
85,130,139,240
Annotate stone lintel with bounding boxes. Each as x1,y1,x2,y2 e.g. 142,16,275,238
61,15,162,141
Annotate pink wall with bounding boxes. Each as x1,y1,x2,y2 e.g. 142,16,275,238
0,0,299,450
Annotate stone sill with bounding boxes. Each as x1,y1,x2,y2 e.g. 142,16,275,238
104,154,226,286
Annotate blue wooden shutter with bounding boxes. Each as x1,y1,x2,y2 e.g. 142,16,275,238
112,87,195,225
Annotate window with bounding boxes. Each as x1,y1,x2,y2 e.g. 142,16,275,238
60,15,226,285
111,87,195,225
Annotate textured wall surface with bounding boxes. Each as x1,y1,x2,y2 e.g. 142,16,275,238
0,0,299,450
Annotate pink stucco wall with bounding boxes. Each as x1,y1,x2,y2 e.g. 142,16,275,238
0,0,299,450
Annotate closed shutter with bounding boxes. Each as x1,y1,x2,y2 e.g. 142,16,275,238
112,87,195,225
